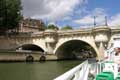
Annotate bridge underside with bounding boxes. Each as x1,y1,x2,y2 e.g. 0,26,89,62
55,40,97,60
17,44,44,52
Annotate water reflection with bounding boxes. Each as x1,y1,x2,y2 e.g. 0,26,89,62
0,60,82,80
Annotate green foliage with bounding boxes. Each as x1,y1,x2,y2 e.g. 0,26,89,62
61,25,73,30
47,24,59,30
0,0,22,32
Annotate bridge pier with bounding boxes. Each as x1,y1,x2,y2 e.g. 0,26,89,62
46,43,55,54
44,29,58,54
98,42,105,59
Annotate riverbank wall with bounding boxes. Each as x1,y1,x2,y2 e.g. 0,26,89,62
0,52,58,62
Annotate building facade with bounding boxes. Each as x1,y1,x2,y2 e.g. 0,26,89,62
19,18,45,32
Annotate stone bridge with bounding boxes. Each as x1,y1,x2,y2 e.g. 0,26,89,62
0,26,120,60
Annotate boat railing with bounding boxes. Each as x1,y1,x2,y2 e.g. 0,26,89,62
54,60,89,80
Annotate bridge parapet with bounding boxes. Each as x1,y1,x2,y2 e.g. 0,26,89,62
111,28,120,35
58,28,92,35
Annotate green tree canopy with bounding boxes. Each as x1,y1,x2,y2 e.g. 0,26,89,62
61,25,73,30
0,0,22,33
47,24,59,30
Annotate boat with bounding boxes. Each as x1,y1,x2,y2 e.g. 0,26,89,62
92,37,120,80
54,36,120,80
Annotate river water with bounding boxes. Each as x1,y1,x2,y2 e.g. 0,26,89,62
0,60,82,80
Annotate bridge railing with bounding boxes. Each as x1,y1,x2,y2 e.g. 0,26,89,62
54,60,89,80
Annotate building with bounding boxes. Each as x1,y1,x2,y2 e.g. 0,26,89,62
19,18,45,32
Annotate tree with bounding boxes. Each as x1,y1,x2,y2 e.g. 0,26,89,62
47,24,59,30
61,25,73,30
0,0,22,33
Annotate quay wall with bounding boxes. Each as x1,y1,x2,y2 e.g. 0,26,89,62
0,52,58,62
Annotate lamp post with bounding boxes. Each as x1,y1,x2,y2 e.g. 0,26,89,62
105,16,108,26
94,16,96,27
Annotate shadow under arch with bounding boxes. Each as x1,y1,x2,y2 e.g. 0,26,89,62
16,44,44,52
55,40,97,60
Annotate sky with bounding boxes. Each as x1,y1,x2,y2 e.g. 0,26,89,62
21,0,120,29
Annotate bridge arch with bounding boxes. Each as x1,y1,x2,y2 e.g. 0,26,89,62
54,39,98,59
16,44,44,52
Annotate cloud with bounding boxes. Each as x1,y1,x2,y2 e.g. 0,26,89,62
74,7,89,15
21,0,86,21
91,8,106,16
74,15,93,24
109,13,120,26
62,16,72,21
73,8,107,27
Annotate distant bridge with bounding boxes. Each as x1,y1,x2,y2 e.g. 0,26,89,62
0,26,120,60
